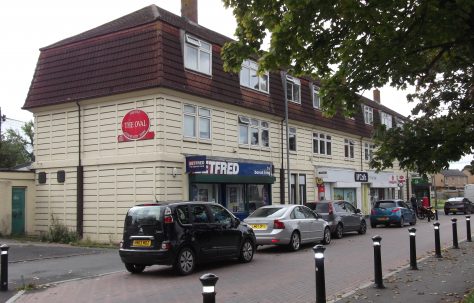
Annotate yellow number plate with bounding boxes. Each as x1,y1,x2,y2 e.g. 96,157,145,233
250,224,267,230
132,240,151,247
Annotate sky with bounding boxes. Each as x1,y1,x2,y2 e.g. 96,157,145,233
0,0,471,170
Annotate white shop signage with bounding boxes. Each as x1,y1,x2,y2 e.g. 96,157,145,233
316,167,398,188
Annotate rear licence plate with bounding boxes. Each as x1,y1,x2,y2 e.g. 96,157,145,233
378,217,389,221
250,224,267,230
132,240,152,247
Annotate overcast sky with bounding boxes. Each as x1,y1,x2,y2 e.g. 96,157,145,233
0,0,471,169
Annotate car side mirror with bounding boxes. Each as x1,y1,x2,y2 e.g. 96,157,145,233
355,209,361,214
315,212,322,219
234,218,241,227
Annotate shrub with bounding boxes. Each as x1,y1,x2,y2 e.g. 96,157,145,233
41,214,78,244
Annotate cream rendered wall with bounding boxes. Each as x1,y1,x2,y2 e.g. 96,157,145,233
0,171,35,235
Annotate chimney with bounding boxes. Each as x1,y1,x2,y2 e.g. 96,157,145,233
373,89,380,103
181,0,198,23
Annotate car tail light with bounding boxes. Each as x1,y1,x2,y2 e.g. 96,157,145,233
391,208,401,213
273,219,285,229
164,207,174,224
328,203,334,215
371,209,376,215
161,242,172,251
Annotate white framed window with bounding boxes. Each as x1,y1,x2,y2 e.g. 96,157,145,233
238,116,270,148
313,132,332,155
344,139,355,159
395,117,404,128
184,34,212,75
183,104,211,140
364,143,375,161
240,59,269,93
289,127,297,151
380,112,393,128
364,105,373,125
312,85,322,109
286,75,301,104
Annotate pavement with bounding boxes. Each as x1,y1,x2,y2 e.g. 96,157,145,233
0,235,473,303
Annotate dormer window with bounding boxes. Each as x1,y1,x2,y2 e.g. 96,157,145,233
380,112,393,128
240,60,269,93
184,34,212,75
364,105,373,125
286,75,301,104
312,85,322,109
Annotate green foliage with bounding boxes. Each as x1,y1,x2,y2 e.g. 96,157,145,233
0,120,34,168
222,0,474,174
41,214,78,244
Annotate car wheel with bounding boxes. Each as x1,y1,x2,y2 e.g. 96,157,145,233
370,222,376,228
322,227,331,245
174,247,195,275
358,220,367,234
334,224,343,239
125,263,145,274
398,216,404,227
239,238,254,263
288,231,301,251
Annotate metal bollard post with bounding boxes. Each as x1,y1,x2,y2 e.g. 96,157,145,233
313,244,326,303
408,228,418,270
200,273,218,303
434,222,442,258
1,244,9,291
372,235,385,289
467,216,472,242
451,218,459,249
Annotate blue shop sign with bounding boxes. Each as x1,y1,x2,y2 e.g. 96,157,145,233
186,157,272,176
186,156,207,172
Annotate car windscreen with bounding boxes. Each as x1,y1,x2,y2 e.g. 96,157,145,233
248,207,287,218
315,203,329,213
374,201,396,209
125,206,162,227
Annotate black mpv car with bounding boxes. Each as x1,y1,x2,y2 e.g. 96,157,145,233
119,201,256,275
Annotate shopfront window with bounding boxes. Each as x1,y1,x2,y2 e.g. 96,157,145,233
248,184,270,213
334,188,356,206
191,184,220,202
227,184,245,213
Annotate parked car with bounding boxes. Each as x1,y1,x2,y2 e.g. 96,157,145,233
305,200,367,238
119,201,256,275
243,205,331,251
370,200,416,228
444,197,474,215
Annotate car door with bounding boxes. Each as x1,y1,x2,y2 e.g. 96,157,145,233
292,206,312,242
207,204,241,257
301,206,323,241
398,201,414,221
190,204,218,259
343,202,360,231
334,202,349,228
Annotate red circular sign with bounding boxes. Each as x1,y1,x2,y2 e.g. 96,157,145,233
121,110,150,140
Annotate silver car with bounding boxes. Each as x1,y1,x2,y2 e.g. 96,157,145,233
243,205,331,251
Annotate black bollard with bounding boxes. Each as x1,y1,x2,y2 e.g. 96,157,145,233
451,218,459,248
434,222,442,258
1,244,9,291
313,244,326,303
372,235,385,289
408,228,418,270
200,273,218,303
467,216,472,242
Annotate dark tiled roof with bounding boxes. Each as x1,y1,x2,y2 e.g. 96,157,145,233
24,4,404,138
441,169,468,177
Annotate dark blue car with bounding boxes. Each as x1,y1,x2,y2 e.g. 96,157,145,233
370,200,416,228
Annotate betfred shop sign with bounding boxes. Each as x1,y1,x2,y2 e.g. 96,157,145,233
118,110,155,142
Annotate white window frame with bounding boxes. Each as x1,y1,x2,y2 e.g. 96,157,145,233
184,34,212,75
313,132,332,156
380,112,393,128
344,139,355,159
238,116,270,148
312,85,322,109
183,104,212,140
364,143,375,161
395,117,405,128
289,127,297,151
364,105,373,125
240,59,269,93
286,75,301,104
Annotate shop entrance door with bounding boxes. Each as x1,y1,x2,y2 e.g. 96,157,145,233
226,185,244,213
12,187,26,235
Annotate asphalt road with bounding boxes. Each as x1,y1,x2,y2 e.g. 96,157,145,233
5,212,470,303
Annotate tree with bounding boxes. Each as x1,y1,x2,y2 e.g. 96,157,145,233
0,121,34,168
221,0,474,174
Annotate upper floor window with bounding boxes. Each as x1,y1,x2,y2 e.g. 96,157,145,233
364,105,373,125
184,34,212,75
312,85,322,109
238,116,269,147
395,117,405,128
286,75,301,104
240,60,269,93
313,132,332,155
344,139,355,159
289,127,297,151
380,112,393,128
184,104,211,140
364,143,375,161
